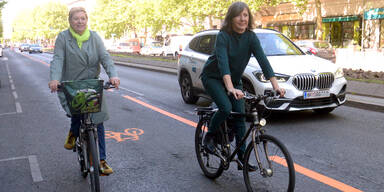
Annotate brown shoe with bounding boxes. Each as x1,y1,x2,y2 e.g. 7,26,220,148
100,160,113,175
64,131,76,150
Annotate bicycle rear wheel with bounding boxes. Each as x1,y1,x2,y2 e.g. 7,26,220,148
76,140,88,178
195,119,224,179
87,130,100,192
243,134,295,192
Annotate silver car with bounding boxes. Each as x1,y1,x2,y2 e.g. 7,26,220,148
177,29,347,114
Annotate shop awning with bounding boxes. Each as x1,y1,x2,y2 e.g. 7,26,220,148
365,8,384,20
322,16,359,23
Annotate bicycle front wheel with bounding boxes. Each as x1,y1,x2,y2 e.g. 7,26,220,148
243,134,295,192
195,119,224,179
87,130,100,192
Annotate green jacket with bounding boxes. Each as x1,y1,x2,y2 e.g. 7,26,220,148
50,29,118,124
201,30,275,86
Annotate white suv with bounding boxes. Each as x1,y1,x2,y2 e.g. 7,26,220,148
177,29,347,114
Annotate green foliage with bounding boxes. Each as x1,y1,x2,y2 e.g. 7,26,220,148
11,0,309,42
12,2,68,42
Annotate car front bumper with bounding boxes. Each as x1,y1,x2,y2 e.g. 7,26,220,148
254,77,347,111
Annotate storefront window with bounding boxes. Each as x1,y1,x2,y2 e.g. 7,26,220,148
342,21,354,47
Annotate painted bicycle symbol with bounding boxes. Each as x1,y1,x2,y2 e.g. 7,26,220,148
105,128,144,142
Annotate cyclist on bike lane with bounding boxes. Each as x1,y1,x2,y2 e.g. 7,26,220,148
200,2,285,170
48,7,120,175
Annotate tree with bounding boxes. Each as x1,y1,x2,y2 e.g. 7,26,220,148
11,2,67,43
91,0,135,39
0,1,7,39
32,2,68,42
314,0,323,40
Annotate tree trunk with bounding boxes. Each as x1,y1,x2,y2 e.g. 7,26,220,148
209,16,213,29
315,0,323,40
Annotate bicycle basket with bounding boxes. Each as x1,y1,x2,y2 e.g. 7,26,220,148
61,79,104,114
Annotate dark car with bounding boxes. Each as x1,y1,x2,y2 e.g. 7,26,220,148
28,44,43,53
295,40,336,63
19,43,30,52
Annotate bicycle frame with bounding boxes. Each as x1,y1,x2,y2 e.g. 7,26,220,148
198,94,273,172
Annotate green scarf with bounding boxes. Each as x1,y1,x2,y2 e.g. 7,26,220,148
69,27,90,49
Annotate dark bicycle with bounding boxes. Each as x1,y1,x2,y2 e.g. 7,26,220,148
60,79,114,192
195,91,295,192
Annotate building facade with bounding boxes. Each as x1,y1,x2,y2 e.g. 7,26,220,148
255,0,384,50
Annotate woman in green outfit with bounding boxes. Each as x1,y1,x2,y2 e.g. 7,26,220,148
48,7,120,175
201,2,285,170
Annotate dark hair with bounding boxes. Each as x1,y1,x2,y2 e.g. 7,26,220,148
221,1,254,33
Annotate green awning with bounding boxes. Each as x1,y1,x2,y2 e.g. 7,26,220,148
365,8,384,20
322,16,359,23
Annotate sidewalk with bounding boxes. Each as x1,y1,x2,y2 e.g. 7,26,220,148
111,56,384,113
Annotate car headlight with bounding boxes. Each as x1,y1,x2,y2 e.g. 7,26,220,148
253,71,290,83
334,67,344,79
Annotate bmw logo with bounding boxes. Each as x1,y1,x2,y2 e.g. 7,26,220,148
311,69,316,73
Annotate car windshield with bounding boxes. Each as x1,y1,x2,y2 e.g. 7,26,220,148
256,33,303,56
30,44,40,47
313,41,331,48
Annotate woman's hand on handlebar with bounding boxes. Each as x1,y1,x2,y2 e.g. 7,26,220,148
48,80,60,93
227,88,244,100
109,77,120,89
269,76,285,97
274,87,286,97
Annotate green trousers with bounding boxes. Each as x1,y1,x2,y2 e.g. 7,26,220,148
201,76,246,153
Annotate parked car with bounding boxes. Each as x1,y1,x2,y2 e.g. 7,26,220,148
113,42,133,53
295,40,336,63
19,43,30,52
0,45,3,57
140,41,163,56
162,35,193,58
177,29,347,114
28,44,43,53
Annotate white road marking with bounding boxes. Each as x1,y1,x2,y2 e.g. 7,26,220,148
16,102,22,113
4,63,22,114
12,91,18,99
28,155,43,182
119,86,144,96
0,155,44,182
0,112,18,117
0,156,27,162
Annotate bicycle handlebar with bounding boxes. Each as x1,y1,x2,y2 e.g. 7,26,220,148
103,81,116,89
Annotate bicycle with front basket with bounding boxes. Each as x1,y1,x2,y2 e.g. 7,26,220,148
195,91,295,192
60,79,114,192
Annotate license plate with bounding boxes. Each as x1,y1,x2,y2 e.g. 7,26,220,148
303,90,330,99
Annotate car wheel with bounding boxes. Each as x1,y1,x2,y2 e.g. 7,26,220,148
180,73,199,104
313,107,335,114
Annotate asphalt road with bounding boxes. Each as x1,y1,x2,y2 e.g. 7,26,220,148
0,49,383,192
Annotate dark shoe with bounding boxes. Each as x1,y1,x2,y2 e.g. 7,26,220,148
237,159,258,172
64,131,76,150
203,133,216,154
100,160,113,175
238,152,257,172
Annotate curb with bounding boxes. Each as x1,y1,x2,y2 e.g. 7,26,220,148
114,61,177,75
344,100,384,113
